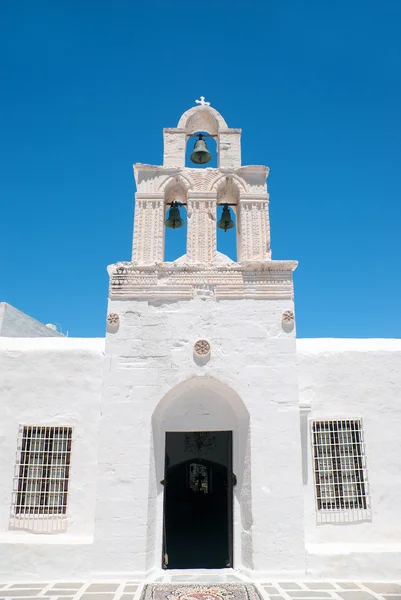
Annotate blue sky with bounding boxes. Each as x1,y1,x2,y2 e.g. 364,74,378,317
1,0,400,338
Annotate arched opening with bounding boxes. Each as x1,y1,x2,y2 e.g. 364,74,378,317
179,107,221,169
149,377,252,571
185,131,218,168
163,179,188,262
216,178,240,262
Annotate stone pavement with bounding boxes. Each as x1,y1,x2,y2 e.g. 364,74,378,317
1,581,401,600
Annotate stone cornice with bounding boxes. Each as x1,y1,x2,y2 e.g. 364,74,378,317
108,260,297,300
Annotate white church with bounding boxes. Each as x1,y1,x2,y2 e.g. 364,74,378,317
1,99,401,582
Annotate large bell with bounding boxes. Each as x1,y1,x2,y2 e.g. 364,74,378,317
165,201,184,229
217,204,235,232
190,134,212,165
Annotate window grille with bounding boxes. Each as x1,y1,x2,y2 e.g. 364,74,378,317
12,426,72,516
312,420,368,510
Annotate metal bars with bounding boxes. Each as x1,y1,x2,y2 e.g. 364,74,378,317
12,426,72,517
312,419,368,511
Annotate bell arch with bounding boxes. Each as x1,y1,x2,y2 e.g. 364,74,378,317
158,173,193,194
163,102,241,169
163,178,189,262
210,172,247,194
147,376,252,570
214,177,242,261
177,106,228,134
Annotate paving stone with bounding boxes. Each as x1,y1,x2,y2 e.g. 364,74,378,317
263,588,280,595
266,597,285,600
337,593,377,600
383,596,401,600
305,584,336,590
278,584,303,591
286,593,332,598
9,586,48,590
43,592,80,596
123,586,138,592
335,585,360,591
120,595,137,600
364,585,401,594
80,595,116,600
85,586,120,593
0,592,45,597
51,584,85,590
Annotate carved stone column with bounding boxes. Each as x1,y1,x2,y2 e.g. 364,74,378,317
132,197,165,264
186,195,216,264
238,198,271,261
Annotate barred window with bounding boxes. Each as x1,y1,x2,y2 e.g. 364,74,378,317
13,426,72,515
312,420,368,511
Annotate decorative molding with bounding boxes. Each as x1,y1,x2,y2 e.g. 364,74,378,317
194,339,211,357
108,261,297,300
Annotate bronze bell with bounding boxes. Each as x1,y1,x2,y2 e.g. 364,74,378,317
165,202,184,229
190,134,212,165
217,204,235,232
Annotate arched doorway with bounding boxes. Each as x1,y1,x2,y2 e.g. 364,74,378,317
151,377,251,571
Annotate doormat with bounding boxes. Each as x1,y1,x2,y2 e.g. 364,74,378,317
140,584,262,600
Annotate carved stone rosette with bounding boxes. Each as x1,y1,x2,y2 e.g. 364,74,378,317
194,339,211,357
282,310,295,323
107,313,120,327
282,309,295,332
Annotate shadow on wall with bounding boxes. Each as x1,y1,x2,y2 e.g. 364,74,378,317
9,512,68,534
316,509,372,525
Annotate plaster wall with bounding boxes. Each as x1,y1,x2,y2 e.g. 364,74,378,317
94,296,305,578
0,338,104,580
297,338,401,578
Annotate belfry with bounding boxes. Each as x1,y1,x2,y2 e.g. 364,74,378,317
1,98,400,583
97,98,305,574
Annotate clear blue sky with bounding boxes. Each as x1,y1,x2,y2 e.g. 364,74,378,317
1,0,400,338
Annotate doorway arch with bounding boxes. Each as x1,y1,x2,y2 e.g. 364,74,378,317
148,376,251,571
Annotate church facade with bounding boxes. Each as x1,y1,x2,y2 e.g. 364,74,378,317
1,101,401,581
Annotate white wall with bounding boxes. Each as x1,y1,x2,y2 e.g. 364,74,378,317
0,337,104,580
94,297,306,578
2,332,401,580
297,338,401,578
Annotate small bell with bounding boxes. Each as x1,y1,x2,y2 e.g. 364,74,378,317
190,134,212,165
165,201,184,229
217,204,235,232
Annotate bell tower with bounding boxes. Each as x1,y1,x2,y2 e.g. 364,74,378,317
130,97,277,271
95,99,305,578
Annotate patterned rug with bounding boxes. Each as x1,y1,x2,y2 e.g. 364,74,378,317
140,584,262,600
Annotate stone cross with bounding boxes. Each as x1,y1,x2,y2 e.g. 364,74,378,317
195,96,210,106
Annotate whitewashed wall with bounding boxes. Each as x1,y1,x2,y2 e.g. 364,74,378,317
0,338,104,580
1,333,401,580
298,338,401,579
94,297,306,579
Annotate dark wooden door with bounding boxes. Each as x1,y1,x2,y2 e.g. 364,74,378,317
162,431,233,569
